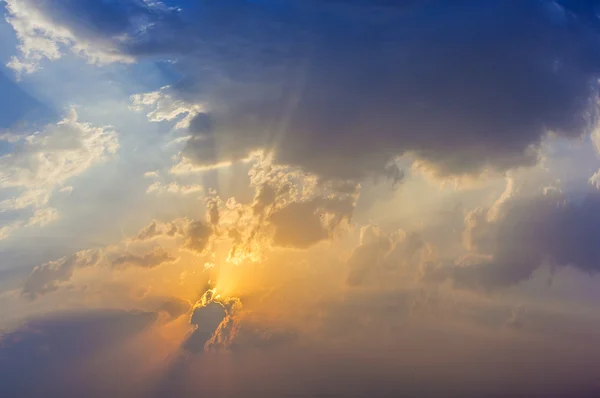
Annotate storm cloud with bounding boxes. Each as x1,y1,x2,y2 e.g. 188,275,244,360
7,0,600,179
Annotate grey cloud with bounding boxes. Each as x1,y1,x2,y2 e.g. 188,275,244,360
0,309,157,397
430,190,600,289
10,0,600,180
111,247,177,269
183,300,227,354
183,220,212,254
168,0,600,179
133,219,180,241
133,218,213,254
21,225,193,298
22,249,103,299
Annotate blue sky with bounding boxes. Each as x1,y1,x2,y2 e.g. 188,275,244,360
3,1,600,397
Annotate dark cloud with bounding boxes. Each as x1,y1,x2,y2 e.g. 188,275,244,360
182,220,212,253
182,300,227,353
16,0,173,43
166,0,600,179
0,309,157,397
10,0,600,180
429,190,600,289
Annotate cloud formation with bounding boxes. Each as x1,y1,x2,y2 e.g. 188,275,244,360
0,109,119,238
22,239,182,298
22,248,104,298
182,292,228,353
11,0,600,180
0,309,158,397
429,189,600,289
111,247,178,269
133,217,213,254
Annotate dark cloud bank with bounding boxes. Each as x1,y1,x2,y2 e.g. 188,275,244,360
3,305,600,398
12,0,600,180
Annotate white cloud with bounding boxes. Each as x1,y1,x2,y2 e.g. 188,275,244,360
143,171,160,178
27,207,59,227
130,86,204,130
590,169,600,190
0,221,23,240
0,109,119,238
146,181,203,196
169,157,233,175
4,0,135,77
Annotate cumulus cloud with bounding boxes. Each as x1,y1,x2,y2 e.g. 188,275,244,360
0,109,119,238
9,0,600,180
210,158,359,263
428,190,600,289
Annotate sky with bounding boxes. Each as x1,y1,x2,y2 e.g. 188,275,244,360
3,0,600,397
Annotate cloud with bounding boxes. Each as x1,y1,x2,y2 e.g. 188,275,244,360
0,108,119,238
429,189,600,289
346,224,437,286
155,298,191,321
8,0,600,180
3,0,166,75
22,249,104,299
268,197,353,249
182,289,229,354
26,206,59,227
0,309,158,396
21,242,182,299
182,289,296,354
132,217,213,254
211,158,359,262
139,0,600,180
146,181,203,196
111,247,178,269
143,171,159,179
20,211,217,299
221,313,298,353
130,86,204,130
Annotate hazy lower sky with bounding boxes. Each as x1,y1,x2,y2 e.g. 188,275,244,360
2,1,600,397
